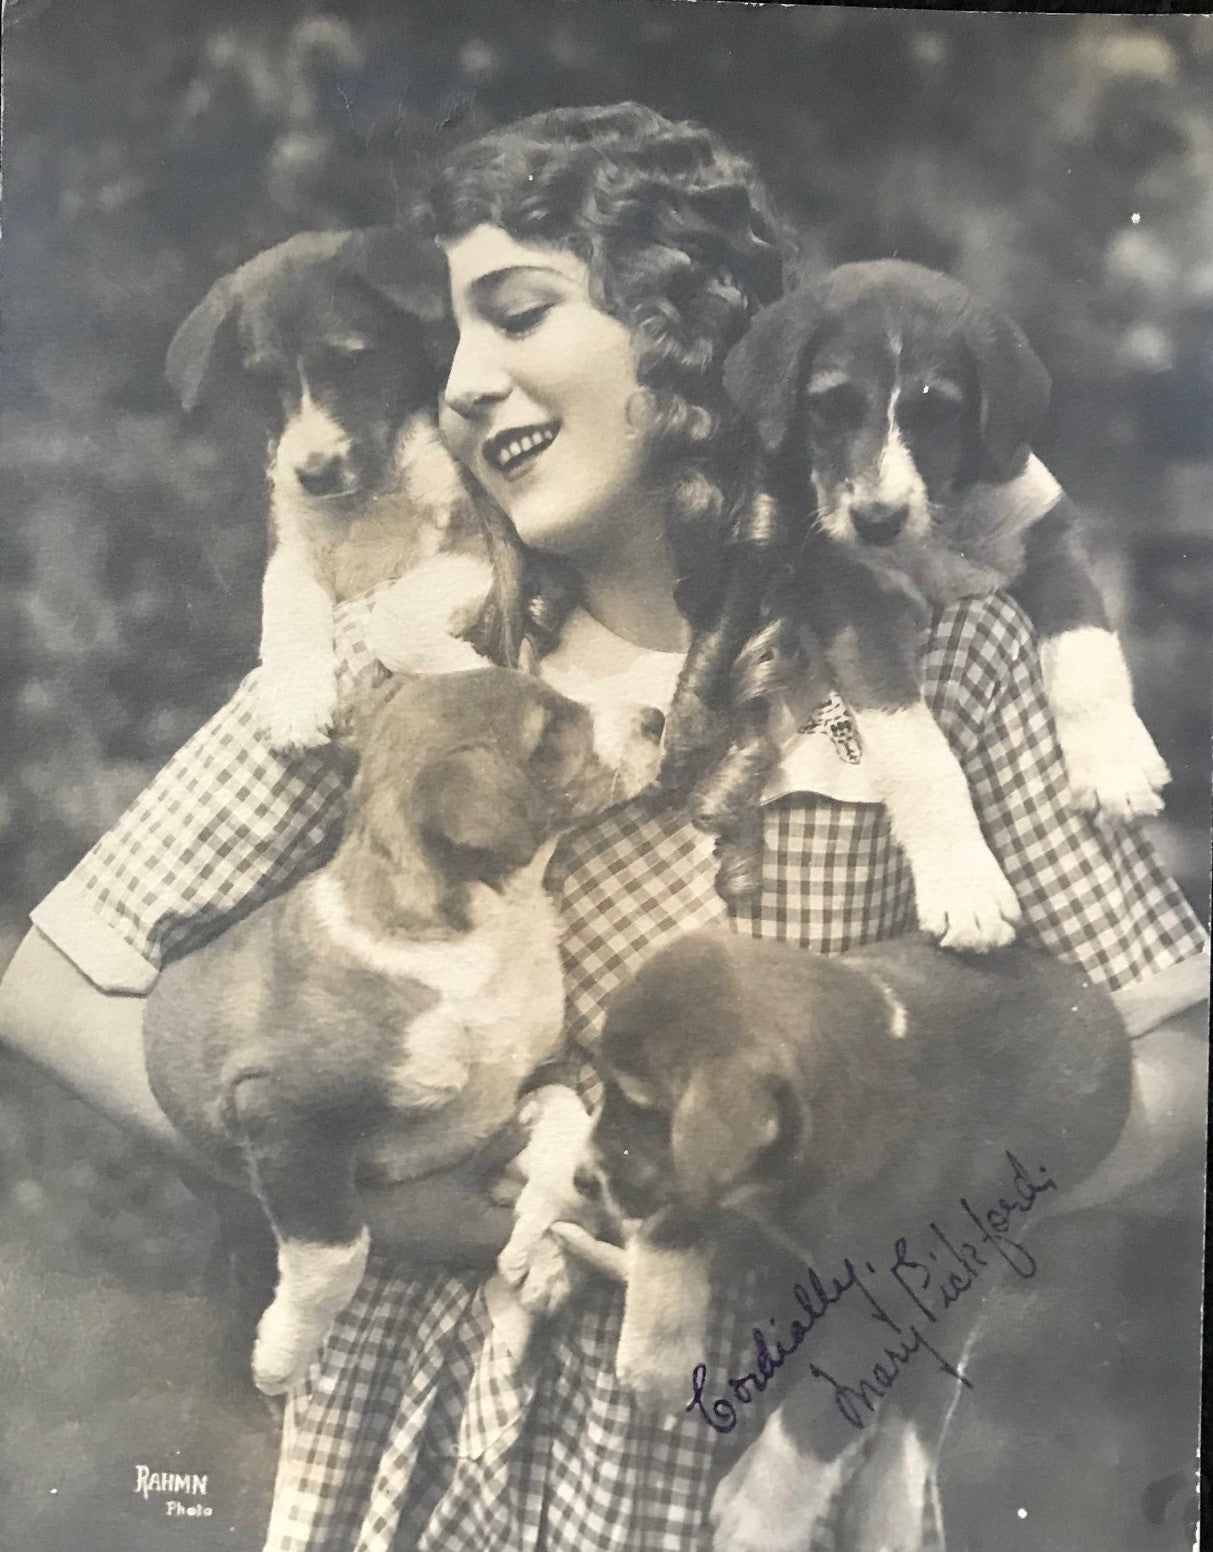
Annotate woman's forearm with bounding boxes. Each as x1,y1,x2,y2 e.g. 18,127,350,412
1065,992,1208,1215
0,928,185,1152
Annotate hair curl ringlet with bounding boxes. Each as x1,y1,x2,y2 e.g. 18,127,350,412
417,103,808,903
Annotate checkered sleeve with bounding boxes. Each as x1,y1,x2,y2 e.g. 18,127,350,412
922,593,1207,994
30,594,386,992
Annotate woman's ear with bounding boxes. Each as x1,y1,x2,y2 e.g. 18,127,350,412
724,294,825,455
166,278,240,412
963,302,1051,482
670,1058,799,1210
414,744,540,884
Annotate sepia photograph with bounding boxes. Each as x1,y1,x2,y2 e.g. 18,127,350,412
0,3,1209,1550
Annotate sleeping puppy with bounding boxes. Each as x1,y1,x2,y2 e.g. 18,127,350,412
168,228,487,751
145,668,663,1395
582,928,1132,1552
724,260,1168,950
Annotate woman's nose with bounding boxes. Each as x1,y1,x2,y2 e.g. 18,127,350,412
443,337,511,421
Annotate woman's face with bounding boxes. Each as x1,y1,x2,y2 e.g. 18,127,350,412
439,225,655,563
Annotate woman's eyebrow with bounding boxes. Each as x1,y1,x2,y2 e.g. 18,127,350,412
468,265,577,302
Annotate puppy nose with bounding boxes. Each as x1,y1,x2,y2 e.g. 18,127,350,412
296,453,347,495
851,502,908,545
638,707,666,742
573,1166,602,1201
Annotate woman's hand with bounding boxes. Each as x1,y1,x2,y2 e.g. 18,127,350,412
355,1121,529,1270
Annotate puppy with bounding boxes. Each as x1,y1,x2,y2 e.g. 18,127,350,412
583,928,1132,1552
145,667,662,1395
168,228,487,751
724,260,1169,950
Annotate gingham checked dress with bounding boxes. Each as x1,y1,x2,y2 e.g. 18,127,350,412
33,588,1207,1552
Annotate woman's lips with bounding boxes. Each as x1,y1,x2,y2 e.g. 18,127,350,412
483,422,560,479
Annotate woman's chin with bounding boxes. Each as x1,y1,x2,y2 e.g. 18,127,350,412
504,494,602,559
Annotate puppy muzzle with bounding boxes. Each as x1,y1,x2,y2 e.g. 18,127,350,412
851,501,908,546
559,704,665,817
295,451,356,499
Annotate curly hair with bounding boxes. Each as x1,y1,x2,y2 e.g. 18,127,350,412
417,103,807,900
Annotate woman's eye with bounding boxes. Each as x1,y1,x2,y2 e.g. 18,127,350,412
498,303,554,337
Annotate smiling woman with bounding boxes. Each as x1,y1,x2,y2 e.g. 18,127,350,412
0,99,1206,1552
439,229,667,630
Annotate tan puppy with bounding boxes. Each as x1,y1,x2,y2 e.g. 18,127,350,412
145,668,662,1395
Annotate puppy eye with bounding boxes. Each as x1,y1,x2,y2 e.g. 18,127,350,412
805,381,866,430
243,359,287,412
615,1074,659,1110
529,697,584,764
244,357,280,385
901,381,964,426
519,701,551,757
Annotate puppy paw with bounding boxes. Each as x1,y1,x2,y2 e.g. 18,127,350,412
497,1087,593,1305
252,1298,331,1396
1041,627,1170,822
497,1200,558,1295
615,1242,712,1415
1056,705,1170,821
497,1189,585,1317
252,1232,369,1396
711,1421,853,1552
260,653,338,751
913,843,1021,952
835,1416,935,1552
513,1233,580,1317
365,551,493,675
614,1313,704,1415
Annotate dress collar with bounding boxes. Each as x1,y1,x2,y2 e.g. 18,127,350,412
539,607,876,806
539,607,685,715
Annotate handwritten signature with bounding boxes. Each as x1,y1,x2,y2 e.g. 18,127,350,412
686,1150,1056,1434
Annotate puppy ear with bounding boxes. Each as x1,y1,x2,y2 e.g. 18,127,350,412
166,278,240,412
338,227,448,325
963,302,1051,481
670,1058,800,1210
724,293,826,454
339,674,415,756
414,744,540,883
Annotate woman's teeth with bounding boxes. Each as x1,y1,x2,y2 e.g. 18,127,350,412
487,425,558,474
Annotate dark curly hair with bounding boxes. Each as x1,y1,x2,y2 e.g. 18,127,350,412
417,103,807,900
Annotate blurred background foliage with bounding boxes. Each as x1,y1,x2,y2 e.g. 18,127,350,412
0,4,1209,1547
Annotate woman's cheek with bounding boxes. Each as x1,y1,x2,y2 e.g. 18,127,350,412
437,403,479,474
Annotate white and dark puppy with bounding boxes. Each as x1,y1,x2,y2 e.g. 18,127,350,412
145,667,662,1395
168,228,487,750
582,929,1132,1552
725,260,1169,950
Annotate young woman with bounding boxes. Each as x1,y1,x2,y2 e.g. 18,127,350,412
1,104,1206,1552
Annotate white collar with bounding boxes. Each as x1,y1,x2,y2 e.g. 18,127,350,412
368,569,877,804
539,607,877,806
539,608,686,719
